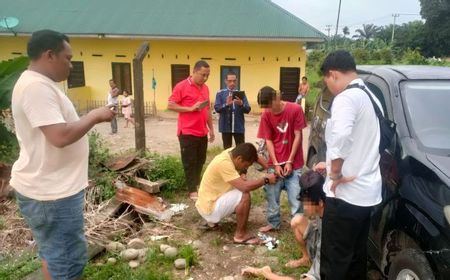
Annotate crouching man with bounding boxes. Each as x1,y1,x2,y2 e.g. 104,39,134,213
195,143,276,245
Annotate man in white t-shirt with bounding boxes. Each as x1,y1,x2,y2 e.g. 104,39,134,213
10,29,114,280
318,50,382,280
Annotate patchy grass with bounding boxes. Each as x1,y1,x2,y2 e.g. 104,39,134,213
0,252,41,280
83,244,198,280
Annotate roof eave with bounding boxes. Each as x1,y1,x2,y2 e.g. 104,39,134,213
0,32,325,42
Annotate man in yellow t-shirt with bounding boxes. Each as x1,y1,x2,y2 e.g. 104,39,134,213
196,143,276,245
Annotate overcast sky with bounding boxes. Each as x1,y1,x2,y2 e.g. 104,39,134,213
272,0,422,36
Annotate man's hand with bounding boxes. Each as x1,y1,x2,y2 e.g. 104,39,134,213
313,162,326,176
283,162,293,177
233,97,243,106
208,130,215,143
265,173,277,184
90,106,116,123
330,175,356,195
190,101,202,112
274,165,284,178
226,95,233,106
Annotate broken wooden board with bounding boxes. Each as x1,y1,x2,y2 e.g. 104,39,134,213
134,177,166,194
106,154,138,171
115,186,173,221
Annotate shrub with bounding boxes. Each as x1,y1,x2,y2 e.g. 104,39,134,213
143,153,185,195
401,48,428,65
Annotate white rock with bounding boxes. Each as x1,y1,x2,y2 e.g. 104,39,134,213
164,247,178,258
174,258,186,269
107,257,117,264
223,245,230,252
127,238,146,249
117,243,126,251
105,241,124,252
160,244,170,253
220,276,234,280
129,260,140,268
121,249,139,260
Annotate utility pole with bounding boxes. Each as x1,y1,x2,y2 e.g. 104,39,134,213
335,0,342,37
325,25,332,49
325,25,332,38
391,13,400,45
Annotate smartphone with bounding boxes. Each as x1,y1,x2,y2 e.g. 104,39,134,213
198,100,209,109
232,91,246,100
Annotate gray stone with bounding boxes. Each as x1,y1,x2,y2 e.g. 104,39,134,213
121,248,139,260
174,258,186,269
129,260,140,268
105,241,124,252
164,247,178,258
107,257,117,264
160,244,170,253
127,238,146,249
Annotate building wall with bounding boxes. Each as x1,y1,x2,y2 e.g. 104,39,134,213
0,36,306,112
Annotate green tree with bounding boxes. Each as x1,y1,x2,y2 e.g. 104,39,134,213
342,26,350,37
0,57,28,163
419,0,450,57
353,24,382,41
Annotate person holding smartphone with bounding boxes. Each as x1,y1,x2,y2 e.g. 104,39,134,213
168,60,215,201
214,71,251,149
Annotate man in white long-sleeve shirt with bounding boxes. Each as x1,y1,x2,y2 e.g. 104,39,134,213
318,50,382,280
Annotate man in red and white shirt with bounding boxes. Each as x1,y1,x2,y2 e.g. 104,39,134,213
257,86,307,232
168,60,215,200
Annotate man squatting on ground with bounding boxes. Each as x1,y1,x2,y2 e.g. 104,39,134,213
195,143,276,244
10,29,114,280
168,60,215,201
214,71,251,149
256,86,307,233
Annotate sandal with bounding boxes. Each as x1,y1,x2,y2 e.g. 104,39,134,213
233,236,260,245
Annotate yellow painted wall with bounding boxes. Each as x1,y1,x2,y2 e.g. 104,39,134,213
0,36,307,112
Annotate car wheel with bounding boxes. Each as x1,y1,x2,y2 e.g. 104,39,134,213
307,153,319,168
388,249,435,280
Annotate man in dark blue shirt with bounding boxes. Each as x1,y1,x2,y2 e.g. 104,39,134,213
214,71,251,149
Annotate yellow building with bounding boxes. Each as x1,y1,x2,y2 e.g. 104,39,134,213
0,0,324,112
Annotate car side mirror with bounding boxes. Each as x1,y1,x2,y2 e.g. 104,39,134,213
444,205,450,226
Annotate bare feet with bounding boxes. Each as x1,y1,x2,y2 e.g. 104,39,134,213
241,266,272,276
259,224,275,233
285,257,311,268
189,192,198,201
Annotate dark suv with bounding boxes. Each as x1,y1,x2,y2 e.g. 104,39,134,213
306,65,450,279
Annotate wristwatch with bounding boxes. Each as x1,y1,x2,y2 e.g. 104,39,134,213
264,177,270,184
329,173,343,181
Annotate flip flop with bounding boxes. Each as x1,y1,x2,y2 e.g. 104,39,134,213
233,236,260,245
197,221,218,230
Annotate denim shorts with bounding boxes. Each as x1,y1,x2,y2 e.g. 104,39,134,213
15,190,88,280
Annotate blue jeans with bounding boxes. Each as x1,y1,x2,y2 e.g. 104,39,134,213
15,190,87,280
264,168,302,229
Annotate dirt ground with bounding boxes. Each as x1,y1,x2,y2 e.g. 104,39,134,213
1,111,312,280
91,111,304,156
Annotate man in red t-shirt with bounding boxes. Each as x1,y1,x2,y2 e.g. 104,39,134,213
168,60,215,200
257,86,307,232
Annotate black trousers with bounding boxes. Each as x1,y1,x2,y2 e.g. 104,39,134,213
178,134,208,193
320,197,373,280
221,133,245,149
